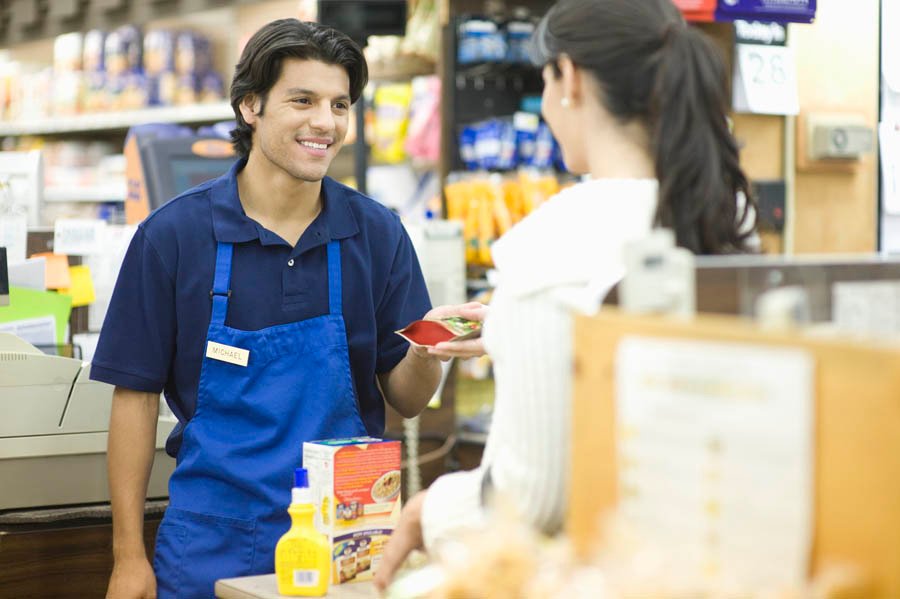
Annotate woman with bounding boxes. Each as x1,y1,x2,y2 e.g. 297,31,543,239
375,0,756,588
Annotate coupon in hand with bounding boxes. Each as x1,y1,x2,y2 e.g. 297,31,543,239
395,316,482,347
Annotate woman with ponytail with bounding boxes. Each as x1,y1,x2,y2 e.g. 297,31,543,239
376,0,757,587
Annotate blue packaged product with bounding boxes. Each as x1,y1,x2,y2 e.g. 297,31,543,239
459,125,479,170
105,25,143,76
458,18,506,64
475,119,502,170
513,111,539,166
497,118,517,171
176,32,212,75
144,30,176,76
532,121,555,169
505,20,535,64
519,95,542,115
83,30,106,73
200,72,225,102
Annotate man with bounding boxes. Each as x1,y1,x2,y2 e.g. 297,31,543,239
92,19,442,598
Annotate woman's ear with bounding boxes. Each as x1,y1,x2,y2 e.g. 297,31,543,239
239,94,261,126
557,54,583,107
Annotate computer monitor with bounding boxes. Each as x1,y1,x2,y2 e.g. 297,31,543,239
125,134,236,224
317,0,407,45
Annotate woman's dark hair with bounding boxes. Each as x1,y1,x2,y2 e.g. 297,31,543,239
531,0,756,254
229,19,368,158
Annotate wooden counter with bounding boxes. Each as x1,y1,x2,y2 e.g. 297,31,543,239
215,575,375,599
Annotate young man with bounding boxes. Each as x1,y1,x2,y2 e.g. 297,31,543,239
92,19,442,598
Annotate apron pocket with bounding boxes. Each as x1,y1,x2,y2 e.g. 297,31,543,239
155,507,257,599
153,516,187,598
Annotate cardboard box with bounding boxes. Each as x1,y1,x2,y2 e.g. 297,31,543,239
303,437,401,584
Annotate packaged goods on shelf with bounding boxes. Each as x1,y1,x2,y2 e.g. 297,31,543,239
405,76,441,165
459,114,562,171
444,170,564,267
0,26,224,122
372,83,414,164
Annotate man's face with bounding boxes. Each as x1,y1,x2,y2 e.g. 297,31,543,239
242,58,351,182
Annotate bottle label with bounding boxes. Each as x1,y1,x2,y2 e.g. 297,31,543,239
293,569,319,587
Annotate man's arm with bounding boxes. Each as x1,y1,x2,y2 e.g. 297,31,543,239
378,346,442,418
106,386,159,599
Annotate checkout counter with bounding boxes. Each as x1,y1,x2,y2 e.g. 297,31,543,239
0,128,236,597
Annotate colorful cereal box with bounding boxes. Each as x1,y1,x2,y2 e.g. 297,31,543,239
303,437,401,584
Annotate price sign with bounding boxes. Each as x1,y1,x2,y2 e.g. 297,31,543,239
732,43,799,116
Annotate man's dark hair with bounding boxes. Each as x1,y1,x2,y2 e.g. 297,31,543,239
229,19,368,158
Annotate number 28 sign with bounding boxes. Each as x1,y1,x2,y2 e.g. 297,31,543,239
732,43,800,116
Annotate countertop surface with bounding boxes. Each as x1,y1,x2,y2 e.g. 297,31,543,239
215,575,376,599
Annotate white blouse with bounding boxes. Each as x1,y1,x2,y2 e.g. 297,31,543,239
420,178,658,549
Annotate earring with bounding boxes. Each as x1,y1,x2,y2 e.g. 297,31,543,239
561,97,571,108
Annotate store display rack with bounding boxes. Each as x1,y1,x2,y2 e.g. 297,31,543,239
0,102,234,137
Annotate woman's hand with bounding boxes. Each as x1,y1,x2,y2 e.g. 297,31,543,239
420,302,489,360
374,490,428,593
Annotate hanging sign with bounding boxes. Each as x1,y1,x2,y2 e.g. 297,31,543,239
734,19,788,46
732,43,800,115
674,0,716,22
716,0,816,24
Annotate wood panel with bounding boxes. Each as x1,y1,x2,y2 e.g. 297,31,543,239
792,0,880,253
0,517,162,599
569,310,900,595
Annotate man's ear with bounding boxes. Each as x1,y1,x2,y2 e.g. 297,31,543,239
558,54,583,107
239,94,262,126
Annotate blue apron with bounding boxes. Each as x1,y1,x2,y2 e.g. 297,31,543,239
153,240,368,598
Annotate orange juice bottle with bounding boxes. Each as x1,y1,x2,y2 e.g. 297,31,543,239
275,468,330,596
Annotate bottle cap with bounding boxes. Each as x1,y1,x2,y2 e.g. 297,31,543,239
294,467,309,489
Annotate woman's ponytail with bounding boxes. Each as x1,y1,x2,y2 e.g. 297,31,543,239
651,25,756,254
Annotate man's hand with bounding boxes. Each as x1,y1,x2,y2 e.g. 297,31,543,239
421,302,488,360
106,556,156,599
374,490,428,593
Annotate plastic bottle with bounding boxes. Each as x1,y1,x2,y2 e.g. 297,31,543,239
275,468,331,596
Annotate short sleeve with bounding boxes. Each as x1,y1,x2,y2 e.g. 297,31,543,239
374,224,432,373
90,226,176,393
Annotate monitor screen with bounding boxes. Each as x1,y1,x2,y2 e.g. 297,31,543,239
169,155,236,195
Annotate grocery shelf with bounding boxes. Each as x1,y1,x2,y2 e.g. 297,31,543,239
44,185,127,203
0,102,234,136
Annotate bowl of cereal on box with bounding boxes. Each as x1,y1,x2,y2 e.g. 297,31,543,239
371,469,401,503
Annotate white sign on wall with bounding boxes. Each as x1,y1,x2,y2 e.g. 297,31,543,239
733,43,800,115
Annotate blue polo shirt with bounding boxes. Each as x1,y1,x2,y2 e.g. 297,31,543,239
91,158,431,456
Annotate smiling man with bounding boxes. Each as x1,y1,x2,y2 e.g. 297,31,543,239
91,19,442,599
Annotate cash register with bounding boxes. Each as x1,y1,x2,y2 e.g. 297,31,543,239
0,332,174,511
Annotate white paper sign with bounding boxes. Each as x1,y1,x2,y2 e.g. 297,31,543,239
881,122,900,215
0,316,56,347
0,214,27,264
615,336,813,591
733,44,799,116
53,218,107,256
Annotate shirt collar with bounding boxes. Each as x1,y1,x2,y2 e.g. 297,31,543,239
210,158,360,250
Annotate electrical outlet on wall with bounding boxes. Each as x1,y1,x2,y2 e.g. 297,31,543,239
807,113,874,160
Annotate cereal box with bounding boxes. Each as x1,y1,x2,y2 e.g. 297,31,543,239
302,437,401,584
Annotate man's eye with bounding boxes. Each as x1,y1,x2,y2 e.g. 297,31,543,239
334,102,348,110
293,98,311,105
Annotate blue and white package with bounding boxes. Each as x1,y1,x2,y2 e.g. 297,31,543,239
505,20,535,64
458,19,507,64
532,121,555,169
497,118,517,170
475,119,503,170
459,125,479,170
513,111,539,166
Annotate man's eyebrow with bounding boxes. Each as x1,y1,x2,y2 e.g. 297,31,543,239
284,88,351,102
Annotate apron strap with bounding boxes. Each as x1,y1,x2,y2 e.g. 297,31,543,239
327,240,342,316
210,242,234,325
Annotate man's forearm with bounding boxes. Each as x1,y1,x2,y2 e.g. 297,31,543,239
108,386,159,560
379,348,442,418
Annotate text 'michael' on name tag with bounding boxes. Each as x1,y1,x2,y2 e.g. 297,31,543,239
206,341,250,367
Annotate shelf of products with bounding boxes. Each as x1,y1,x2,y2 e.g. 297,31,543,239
44,184,127,203
0,102,233,137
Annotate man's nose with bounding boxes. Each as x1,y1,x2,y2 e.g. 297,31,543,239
308,102,336,133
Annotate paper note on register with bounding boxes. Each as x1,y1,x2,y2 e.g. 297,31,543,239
614,336,814,592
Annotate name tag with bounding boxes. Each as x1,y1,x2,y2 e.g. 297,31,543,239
206,341,250,367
